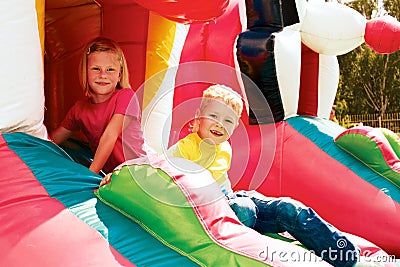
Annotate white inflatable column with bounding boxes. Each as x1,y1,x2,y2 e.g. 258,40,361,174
0,0,47,139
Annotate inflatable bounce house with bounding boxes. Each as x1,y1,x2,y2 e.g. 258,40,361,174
1,0,400,266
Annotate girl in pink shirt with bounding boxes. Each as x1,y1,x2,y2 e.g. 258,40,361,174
50,37,145,174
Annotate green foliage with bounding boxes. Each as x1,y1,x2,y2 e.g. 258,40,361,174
345,0,379,19
384,0,400,20
336,0,400,117
337,114,356,128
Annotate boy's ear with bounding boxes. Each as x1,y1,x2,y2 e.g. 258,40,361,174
194,109,200,119
191,109,201,133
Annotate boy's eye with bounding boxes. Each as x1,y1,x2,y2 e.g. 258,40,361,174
208,114,217,119
91,67,100,71
225,119,233,124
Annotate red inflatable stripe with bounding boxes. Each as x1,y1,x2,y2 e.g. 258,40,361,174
0,135,135,267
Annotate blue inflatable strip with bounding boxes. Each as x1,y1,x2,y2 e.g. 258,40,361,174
286,116,400,204
3,132,197,267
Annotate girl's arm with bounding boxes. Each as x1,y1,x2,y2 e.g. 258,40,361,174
99,172,112,186
50,126,73,145
89,113,124,174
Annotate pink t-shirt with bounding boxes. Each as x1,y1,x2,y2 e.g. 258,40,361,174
61,88,145,173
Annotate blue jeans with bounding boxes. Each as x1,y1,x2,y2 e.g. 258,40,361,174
228,191,359,267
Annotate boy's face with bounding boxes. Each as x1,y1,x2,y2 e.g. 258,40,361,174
197,98,239,145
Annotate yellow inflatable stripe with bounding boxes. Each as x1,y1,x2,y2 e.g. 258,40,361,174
35,0,44,54
143,12,177,109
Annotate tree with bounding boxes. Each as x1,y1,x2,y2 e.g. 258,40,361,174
336,0,400,118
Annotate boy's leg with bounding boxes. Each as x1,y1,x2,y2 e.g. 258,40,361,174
227,190,257,227
249,192,359,267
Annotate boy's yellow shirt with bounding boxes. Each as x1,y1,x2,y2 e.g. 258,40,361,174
169,132,232,187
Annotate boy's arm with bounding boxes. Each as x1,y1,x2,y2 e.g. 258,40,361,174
89,113,124,174
168,138,193,160
167,143,181,157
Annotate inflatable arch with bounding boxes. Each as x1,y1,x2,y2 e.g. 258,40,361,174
1,0,400,266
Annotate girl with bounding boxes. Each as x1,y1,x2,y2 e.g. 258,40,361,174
50,37,145,174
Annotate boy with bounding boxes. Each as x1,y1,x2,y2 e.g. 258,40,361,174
168,84,369,267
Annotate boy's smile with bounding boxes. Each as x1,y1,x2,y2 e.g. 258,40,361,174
210,129,223,137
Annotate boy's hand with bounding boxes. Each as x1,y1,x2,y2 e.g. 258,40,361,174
100,173,112,187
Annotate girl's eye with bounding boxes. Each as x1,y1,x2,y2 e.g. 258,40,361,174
91,67,100,71
209,114,217,119
225,119,233,124
107,68,116,72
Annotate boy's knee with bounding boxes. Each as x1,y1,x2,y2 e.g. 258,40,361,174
277,197,303,215
229,197,257,227
276,198,313,224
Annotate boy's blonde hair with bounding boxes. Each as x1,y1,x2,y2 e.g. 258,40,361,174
200,84,243,117
79,37,131,98
192,84,243,133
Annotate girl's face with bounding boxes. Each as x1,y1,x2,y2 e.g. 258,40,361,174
197,98,239,145
87,51,121,103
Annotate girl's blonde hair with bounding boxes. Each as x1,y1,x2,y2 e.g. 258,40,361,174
79,37,131,98
192,84,244,132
